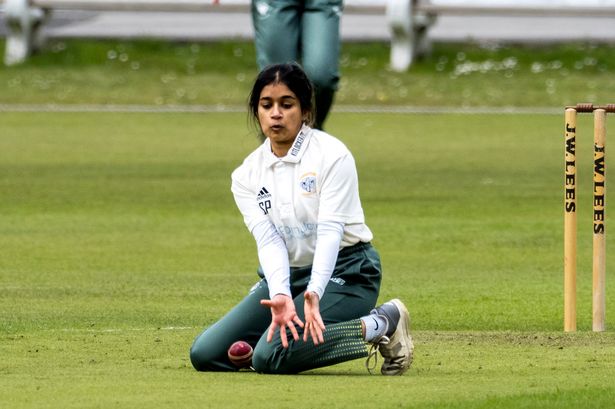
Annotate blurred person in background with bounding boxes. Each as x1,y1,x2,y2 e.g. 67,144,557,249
250,0,342,130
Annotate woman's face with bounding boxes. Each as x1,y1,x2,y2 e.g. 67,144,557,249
258,82,304,157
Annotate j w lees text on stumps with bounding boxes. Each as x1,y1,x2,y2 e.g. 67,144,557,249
564,104,613,332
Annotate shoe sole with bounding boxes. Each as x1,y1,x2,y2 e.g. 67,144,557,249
381,298,414,375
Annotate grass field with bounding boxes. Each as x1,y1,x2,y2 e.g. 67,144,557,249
1,110,614,408
2,39,615,107
1,39,615,408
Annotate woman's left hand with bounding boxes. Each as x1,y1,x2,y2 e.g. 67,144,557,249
303,291,326,345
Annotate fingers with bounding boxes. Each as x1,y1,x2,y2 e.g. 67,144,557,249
302,315,326,344
263,294,327,348
290,321,301,342
266,322,276,343
293,315,304,328
315,315,326,332
279,324,288,348
274,321,304,349
314,327,324,345
304,322,317,344
314,318,325,344
302,291,325,344
274,319,325,347
305,321,325,345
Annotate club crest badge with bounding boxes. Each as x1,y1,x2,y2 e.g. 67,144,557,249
299,173,317,195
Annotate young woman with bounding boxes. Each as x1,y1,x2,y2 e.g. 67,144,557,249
190,63,413,375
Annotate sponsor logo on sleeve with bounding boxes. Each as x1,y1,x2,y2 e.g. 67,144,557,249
257,187,272,215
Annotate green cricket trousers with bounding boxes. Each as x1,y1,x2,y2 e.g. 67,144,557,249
190,241,381,374
251,0,343,129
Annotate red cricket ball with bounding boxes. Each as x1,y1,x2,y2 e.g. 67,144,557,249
227,340,253,368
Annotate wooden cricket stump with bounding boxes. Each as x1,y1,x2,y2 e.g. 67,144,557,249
564,103,613,332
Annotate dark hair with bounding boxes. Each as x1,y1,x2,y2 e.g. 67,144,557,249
248,63,315,134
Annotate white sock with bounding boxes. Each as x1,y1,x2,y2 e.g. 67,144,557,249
361,314,387,342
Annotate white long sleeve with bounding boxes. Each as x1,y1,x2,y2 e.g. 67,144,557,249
306,221,344,299
251,219,291,299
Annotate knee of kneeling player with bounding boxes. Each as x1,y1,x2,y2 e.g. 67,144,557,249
251,343,273,373
252,343,297,374
189,339,227,371
189,342,210,371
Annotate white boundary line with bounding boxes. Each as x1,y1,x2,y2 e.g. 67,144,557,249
0,103,561,115
55,326,196,333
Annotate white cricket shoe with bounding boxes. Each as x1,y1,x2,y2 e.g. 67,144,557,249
367,299,414,375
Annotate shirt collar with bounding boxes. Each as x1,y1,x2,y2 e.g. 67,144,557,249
262,124,313,167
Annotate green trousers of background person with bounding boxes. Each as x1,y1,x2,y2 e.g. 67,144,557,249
251,0,343,129
190,242,381,374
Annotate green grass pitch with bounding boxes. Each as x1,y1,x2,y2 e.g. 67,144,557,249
1,110,614,408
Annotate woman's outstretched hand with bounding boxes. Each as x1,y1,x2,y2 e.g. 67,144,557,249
303,291,326,345
260,294,304,348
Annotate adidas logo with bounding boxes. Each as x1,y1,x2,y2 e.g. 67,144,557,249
256,187,272,201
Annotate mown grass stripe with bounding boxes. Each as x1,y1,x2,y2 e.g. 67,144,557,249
0,103,562,115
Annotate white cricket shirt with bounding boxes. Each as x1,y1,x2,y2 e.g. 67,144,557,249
231,125,373,297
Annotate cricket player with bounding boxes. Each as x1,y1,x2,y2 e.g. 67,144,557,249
190,63,413,375
251,0,342,130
